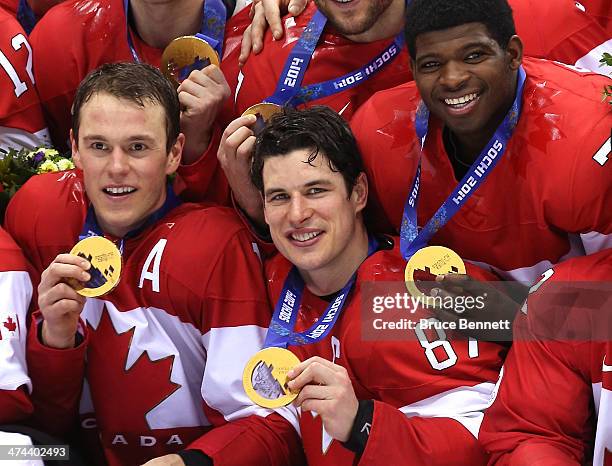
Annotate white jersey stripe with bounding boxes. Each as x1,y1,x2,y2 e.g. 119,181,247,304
399,381,497,438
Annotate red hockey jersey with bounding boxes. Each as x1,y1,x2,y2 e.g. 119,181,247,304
511,0,611,73
0,8,49,152
265,239,507,465
0,226,33,424
480,249,612,466
29,0,249,150
5,170,303,466
351,58,612,284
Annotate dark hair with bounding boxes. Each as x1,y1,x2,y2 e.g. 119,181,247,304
404,0,516,60
71,62,180,152
251,106,364,197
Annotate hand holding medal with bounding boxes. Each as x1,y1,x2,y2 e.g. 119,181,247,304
161,36,220,88
68,236,122,298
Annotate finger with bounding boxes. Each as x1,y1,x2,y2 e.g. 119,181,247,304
288,0,307,16
250,2,267,54
224,127,256,158
239,25,254,66
288,356,338,379
262,0,283,40
42,281,86,306
293,383,329,407
42,261,91,287
287,358,337,391
223,115,258,139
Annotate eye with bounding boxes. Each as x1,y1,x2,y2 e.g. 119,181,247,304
90,141,108,151
465,51,485,62
129,142,147,152
306,187,326,196
419,61,440,72
268,193,289,203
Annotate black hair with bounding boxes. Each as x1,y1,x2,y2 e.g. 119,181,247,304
404,0,516,59
251,106,364,197
71,62,180,152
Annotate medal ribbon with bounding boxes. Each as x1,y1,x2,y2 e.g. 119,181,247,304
399,66,526,260
78,183,182,251
123,0,227,63
17,0,36,35
264,235,379,348
265,10,404,107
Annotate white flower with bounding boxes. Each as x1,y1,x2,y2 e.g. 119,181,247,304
38,160,60,173
56,158,75,171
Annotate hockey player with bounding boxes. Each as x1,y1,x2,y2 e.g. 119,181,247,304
5,62,303,466
0,8,49,152
248,106,508,465
0,226,33,425
479,250,612,466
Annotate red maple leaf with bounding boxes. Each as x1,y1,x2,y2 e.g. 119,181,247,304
86,307,181,433
3,316,17,333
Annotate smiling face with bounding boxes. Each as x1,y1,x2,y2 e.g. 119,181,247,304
262,149,368,282
71,92,183,238
412,22,522,149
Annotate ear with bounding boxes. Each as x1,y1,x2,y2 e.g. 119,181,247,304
70,129,83,169
505,35,523,71
351,172,368,214
262,192,270,226
166,133,185,175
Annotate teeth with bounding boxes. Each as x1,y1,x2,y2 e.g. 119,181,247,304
105,186,135,195
291,231,321,242
444,93,478,106
336,0,352,3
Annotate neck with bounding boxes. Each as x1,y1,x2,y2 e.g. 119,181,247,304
300,223,369,297
130,0,204,49
345,0,404,43
450,73,519,163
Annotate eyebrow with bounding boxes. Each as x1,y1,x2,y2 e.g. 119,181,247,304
81,134,157,142
264,179,334,197
416,40,493,63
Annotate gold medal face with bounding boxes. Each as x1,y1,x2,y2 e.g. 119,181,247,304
69,236,122,298
243,347,301,409
241,103,283,135
405,246,466,304
161,36,220,87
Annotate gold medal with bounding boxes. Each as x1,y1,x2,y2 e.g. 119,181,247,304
161,36,220,87
241,103,283,135
405,246,465,305
243,347,301,409
69,236,122,298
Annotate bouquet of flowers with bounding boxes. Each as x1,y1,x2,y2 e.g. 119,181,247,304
0,146,74,223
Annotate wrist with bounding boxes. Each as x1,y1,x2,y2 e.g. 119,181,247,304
41,321,77,349
342,399,374,456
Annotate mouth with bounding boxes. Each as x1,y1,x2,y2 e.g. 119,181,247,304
441,92,481,115
288,230,324,246
103,186,137,197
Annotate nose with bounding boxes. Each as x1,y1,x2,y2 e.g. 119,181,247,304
288,194,313,226
439,60,469,90
107,147,130,178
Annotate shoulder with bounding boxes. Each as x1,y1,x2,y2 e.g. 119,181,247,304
351,80,419,131
522,58,612,111
31,0,124,48
0,227,28,272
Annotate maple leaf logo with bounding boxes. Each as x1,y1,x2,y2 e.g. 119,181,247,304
86,307,180,433
3,316,17,333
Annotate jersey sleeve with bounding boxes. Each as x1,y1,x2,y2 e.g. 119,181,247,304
0,227,34,424
358,401,488,465
479,267,594,465
29,10,79,149
26,313,89,437
0,11,50,151
190,226,303,465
